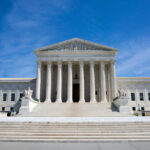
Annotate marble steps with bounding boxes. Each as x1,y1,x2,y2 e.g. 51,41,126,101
1,132,150,136
1,122,150,125
0,136,150,142
1,127,150,130
1,129,150,132
0,123,149,126
0,123,150,127
0,122,150,141
1,125,150,130
1,126,150,129
0,123,150,126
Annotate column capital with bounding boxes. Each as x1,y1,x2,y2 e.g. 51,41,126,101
68,61,72,65
79,61,84,66
110,60,116,65
57,61,62,66
37,61,42,66
47,61,52,65
90,60,95,65
100,61,105,68
100,61,105,64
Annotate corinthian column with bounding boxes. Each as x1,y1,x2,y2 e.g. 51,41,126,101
56,61,62,103
79,61,85,103
36,61,41,102
110,61,117,99
45,61,52,102
100,61,107,103
90,61,96,103
67,61,73,103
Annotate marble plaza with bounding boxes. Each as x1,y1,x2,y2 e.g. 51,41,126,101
0,38,150,116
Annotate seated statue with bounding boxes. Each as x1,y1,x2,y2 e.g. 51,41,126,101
24,87,33,99
118,88,127,98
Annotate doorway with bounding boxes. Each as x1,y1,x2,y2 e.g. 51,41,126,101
73,84,79,102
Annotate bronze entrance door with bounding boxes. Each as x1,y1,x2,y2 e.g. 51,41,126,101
73,84,79,102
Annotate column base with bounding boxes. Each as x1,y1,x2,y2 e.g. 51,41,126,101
90,99,97,103
101,99,108,103
79,100,85,103
45,100,52,103
55,99,62,103
67,100,73,103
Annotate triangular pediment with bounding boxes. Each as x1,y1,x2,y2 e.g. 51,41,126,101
35,38,117,51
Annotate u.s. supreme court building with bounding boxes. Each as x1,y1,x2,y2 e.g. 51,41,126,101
0,38,150,116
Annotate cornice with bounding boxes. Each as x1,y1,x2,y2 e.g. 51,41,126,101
35,49,117,56
117,77,150,82
0,78,36,83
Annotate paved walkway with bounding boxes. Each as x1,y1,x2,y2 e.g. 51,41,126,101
0,142,150,150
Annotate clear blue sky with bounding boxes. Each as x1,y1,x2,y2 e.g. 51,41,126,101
0,0,150,77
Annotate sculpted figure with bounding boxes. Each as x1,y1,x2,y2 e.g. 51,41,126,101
24,87,33,99
118,88,127,97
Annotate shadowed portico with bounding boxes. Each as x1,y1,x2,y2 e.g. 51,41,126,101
73,84,79,102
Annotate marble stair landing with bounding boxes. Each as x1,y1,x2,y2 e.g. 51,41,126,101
20,103,131,117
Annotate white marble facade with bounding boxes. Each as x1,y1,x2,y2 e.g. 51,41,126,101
0,38,150,113
34,38,117,103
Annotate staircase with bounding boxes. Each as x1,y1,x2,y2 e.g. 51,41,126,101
20,103,128,117
0,122,150,141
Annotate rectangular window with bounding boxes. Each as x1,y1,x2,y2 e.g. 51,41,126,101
3,93,7,101
148,93,150,100
11,93,15,101
131,93,135,101
20,93,24,99
140,93,144,101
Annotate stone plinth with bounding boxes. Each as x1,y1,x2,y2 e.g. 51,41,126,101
113,97,131,114
19,97,38,114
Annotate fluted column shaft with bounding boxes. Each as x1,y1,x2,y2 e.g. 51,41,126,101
100,61,107,102
67,61,73,103
45,61,52,102
79,61,85,102
110,61,117,99
36,61,41,102
56,61,62,103
90,61,96,103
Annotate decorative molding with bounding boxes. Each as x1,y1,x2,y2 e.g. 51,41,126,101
0,78,35,83
35,49,117,57
117,77,150,82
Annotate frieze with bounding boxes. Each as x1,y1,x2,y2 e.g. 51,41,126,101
37,56,115,62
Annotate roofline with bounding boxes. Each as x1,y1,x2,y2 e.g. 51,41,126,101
0,78,36,83
117,77,150,82
34,38,118,52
